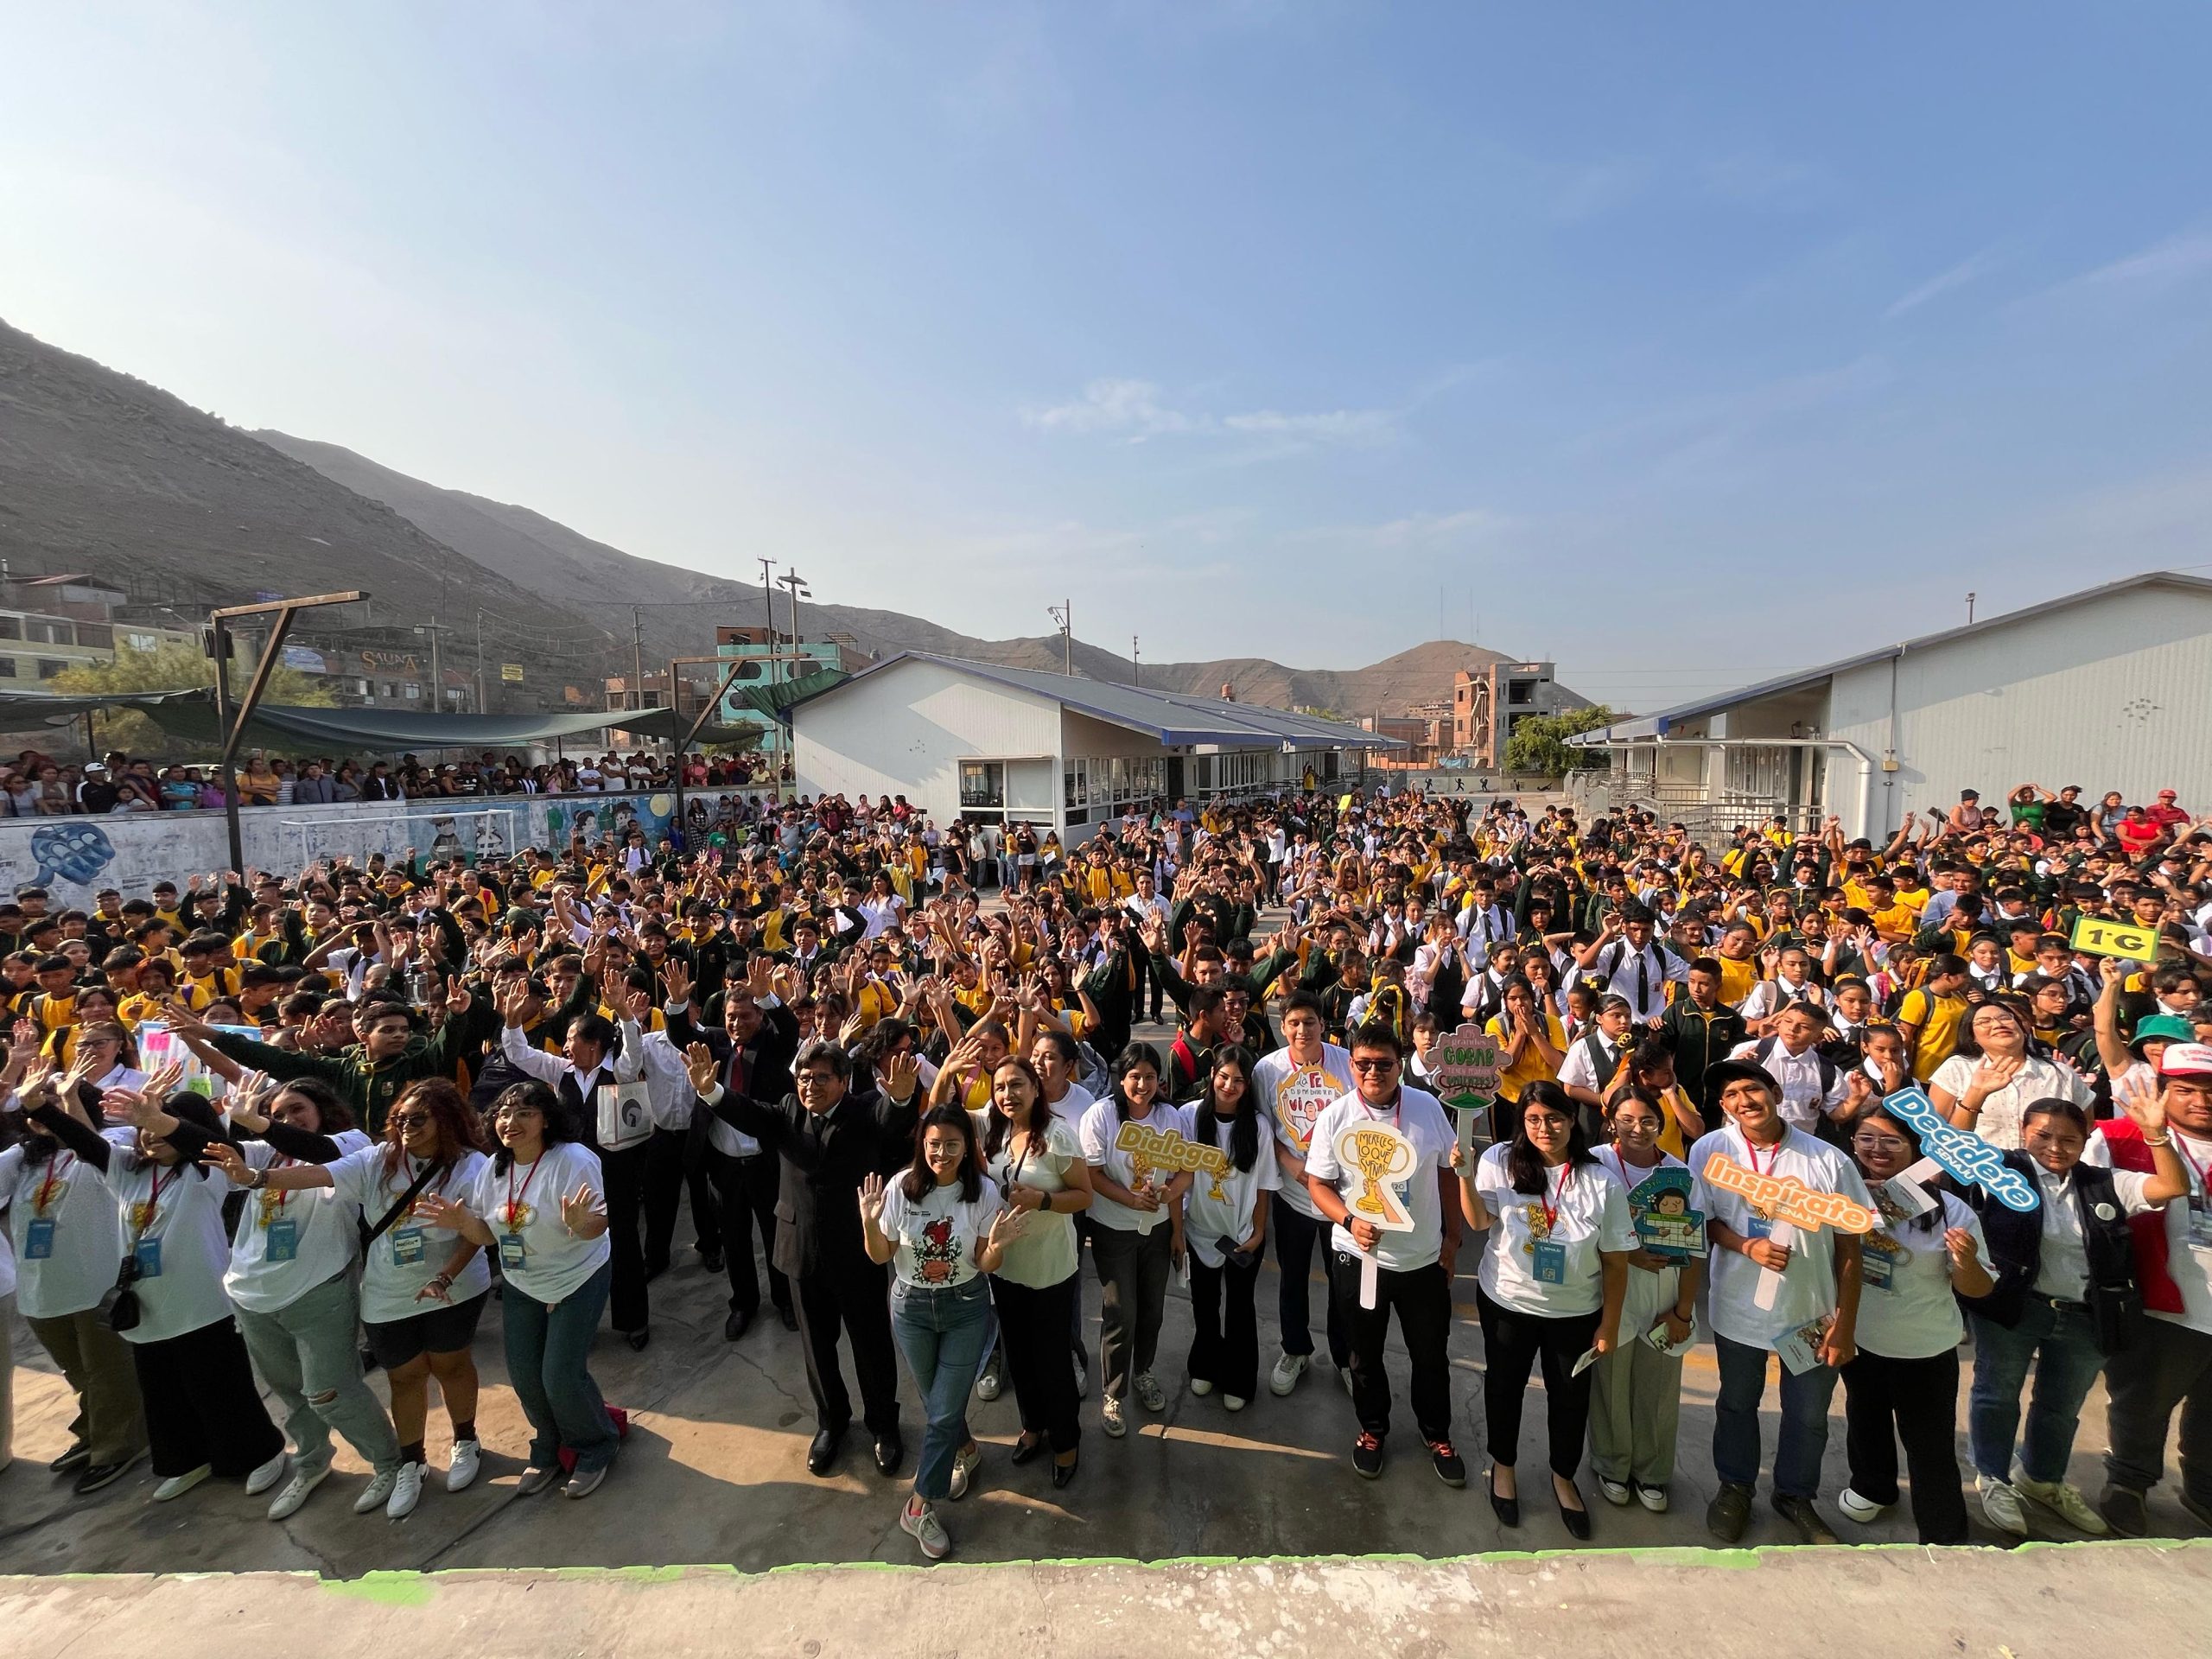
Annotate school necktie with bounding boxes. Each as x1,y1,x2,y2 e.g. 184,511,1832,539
1637,949,1651,1013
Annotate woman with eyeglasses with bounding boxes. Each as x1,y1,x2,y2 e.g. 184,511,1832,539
1079,1042,1192,1437
1183,1046,1278,1412
1459,1079,1633,1538
860,1103,1022,1560
414,1080,618,1499
1834,1107,1995,1544
976,1055,1091,1488
1930,1000,2093,1151
207,1077,492,1519
1586,1090,1706,1514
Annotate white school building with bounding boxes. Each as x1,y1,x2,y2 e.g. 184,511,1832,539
786,653,1394,839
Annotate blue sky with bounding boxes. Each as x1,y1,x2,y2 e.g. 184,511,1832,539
3,3,2209,714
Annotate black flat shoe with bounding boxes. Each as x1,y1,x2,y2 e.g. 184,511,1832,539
1052,1453,1079,1491
779,1305,800,1332
807,1428,843,1478
874,1435,904,1477
626,1329,651,1352
723,1308,752,1342
1489,1468,1520,1528
1556,1484,1592,1541
1009,1433,1047,1466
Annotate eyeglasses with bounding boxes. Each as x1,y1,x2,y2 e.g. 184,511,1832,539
1853,1134,1909,1151
493,1106,543,1122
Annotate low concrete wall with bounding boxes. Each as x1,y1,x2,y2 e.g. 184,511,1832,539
0,791,686,905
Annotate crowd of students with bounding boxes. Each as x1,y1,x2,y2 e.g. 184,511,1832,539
2,778,2209,1560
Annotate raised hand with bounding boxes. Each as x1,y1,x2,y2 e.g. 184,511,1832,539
205,1141,253,1187
663,957,693,1007
985,1205,1030,1252
857,1171,887,1229
414,1192,473,1233
559,1181,606,1235
2113,1067,2166,1135
7,1020,40,1068
495,980,533,1028
883,1052,920,1103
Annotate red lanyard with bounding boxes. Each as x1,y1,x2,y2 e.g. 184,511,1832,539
265,1154,294,1217
136,1165,175,1241
2174,1133,2211,1198
1541,1163,1573,1233
33,1152,74,1216
1745,1134,1784,1178
503,1156,546,1229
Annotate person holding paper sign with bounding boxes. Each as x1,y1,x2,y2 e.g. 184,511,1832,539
1183,1047,1278,1410
1304,1022,1463,1487
1835,1109,1993,1544
1588,1092,1707,1513
1459,1081,1632,1537
1255,992,1357,1398
1078,1043,1191,1439
1691,1058,1872,1546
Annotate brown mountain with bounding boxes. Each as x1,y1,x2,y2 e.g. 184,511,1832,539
0,315,1539,719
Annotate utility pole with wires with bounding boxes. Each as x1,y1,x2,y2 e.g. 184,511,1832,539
1047,600,1071,675
1131,635,1140,688
1966,591,1978,626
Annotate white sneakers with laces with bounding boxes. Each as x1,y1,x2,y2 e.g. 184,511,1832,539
1101,1395,1127,1438
266,1465,330,1521
1837,1486,1886,1523
447,1440,482,1493
948,1443,982,1501
386,1462,426,1519
1978,1475,2028,1536
353,1468,399,1515
2012,1472,2109,1534
1134,1371,1166,1412
900,1495,950,1560
152,1465,212,1502
1269,1352,1308,1396
245,1451,288,1497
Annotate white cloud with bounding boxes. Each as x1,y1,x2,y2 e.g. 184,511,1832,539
1022,378,1396,448
2019,230,2212,310
1884,245,2005,319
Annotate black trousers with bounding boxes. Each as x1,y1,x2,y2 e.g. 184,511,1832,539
1189,1251,1262,1400
1131,950,1162,1022
135,1315,285,1479
1274,1203,1348,1366
992,1272,1083,1452
705,1147,791,1317
1474,1287,1599,1478
597,1141,651,1333
644,1126,721,1274
1333,1252,1453,1443
1843,1347,1969,1544
798,1263,901,1439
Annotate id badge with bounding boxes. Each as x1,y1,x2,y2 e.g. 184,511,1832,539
24,1217,55,1260
1530,1239,1568,1284
390,1225,427,1266
264,1219,299,1263
134,1236,163,1279
499,1231,527,1269
1745,1211,1774,1242
2188,1199,2212,1252
1861,1245,1898,1291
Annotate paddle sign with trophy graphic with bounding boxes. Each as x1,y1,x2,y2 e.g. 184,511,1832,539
1333,1117,1418,1308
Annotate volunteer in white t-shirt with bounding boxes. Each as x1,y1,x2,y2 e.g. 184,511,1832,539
1587,1091,1707,1515
1304,1021,1463,1487
1691,1058,1872,1547
1834,1106,1994,1545
2100,1046,2212,1535
1078,1043,1192,1438
417,1078,618,1501
32,1073,284,1504
1182,1047,1280,1412
0,1055,146,1493
1459,1080,1633,1538
194,1075,404,1520
976,1055,1092,1489
215,1077,492,1522
861,1103,1022,1561
1256,993,1357,1397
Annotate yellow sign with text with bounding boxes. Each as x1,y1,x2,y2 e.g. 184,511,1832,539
2069,915,2158,962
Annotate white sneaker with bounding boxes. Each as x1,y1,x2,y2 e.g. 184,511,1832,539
948,1443,982,1501
1102,1395,1127,1438
446,1439,481,1493
353,1469,399,1514
1224,1395,1247,1413
385,1461,425,1519
1838,1486,1886,1523
245,1451,288,1497
2012,1473,2110,1535
975,1360,1002,1402
899,1495,950,1560
152,1465,212,1503
1269,1352,1308,1396
266,1465,330,1521
1979,1476,2029,1536
1598,1475,1632,1507
1190,1377,1214,1397
1134,1371,1166,1412
1635,1483,1670,1514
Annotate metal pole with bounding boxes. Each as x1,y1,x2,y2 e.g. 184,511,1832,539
428,613,442,714
474,610,485,715
631,607,645,713
210,618,243,872
758,557,778,795
1064,600,1071,675
1131,635,1139,688
669,654,685,840
209,590,367,873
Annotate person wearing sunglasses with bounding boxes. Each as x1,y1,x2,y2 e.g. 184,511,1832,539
1303,1021,1465,1486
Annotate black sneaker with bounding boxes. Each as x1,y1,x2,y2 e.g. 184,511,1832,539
1352,1432,1384,1480
48,1442,92,1475
73,1452,140,1496
1772,1493,1838,1545
1707,1480,1754,1542
2098,1484,2150,1538
1426,1439,1466,1488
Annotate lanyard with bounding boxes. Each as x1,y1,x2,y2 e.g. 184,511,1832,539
264,1154,295,1217
504,1156,546,1230
33,1152,75,1217
2175,1133,2212,1200
135,1164,175,1243
1541,1163,1573,1233
1745,1133,1784,1178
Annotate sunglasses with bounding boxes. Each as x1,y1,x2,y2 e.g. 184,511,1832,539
388,1112,434,1130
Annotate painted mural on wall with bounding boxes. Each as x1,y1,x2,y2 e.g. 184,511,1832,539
0,793,679,906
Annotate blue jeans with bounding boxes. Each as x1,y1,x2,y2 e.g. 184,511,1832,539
1969,1297,2106,1484
503,1262,618,1474
1713,1332,1840,1499
889,1277,993,1501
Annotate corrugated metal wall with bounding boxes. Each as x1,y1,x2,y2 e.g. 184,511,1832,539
1827,582,2212,836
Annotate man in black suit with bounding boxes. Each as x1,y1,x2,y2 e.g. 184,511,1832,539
666,954,800,1341
690,1031,920,1478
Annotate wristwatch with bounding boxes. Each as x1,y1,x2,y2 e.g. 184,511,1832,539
245,1168,267,1191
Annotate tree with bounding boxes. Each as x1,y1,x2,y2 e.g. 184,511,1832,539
1503,704,1617,777
55,642,336,759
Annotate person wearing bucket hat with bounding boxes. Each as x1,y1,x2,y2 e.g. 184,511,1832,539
2097,1040,2212,1535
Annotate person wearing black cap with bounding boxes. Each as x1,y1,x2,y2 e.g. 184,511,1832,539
1572,906,1686,1025
1692,1057,1872,1546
